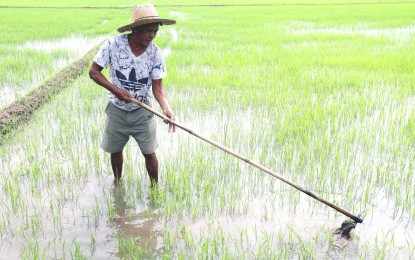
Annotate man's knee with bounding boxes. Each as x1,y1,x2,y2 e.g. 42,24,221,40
143,152,157,160
111,150,123,158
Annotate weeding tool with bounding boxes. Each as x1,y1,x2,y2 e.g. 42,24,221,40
129,97,363,233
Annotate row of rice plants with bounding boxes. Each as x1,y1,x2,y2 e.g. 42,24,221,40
166,3,415,217
0,74,348,258
2,74,413,258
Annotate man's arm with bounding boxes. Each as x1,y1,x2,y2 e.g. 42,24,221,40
152,79,175,132
89,62,132,102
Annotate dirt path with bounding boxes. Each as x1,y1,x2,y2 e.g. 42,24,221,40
0,45,99,139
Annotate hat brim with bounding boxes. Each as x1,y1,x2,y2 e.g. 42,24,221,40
117,18,176,33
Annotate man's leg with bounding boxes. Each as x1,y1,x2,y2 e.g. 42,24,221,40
111,150,123,180
143,152,158,186
102,103,129,180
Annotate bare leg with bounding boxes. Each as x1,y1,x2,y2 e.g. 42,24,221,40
111,150,123,180
143,152,158,187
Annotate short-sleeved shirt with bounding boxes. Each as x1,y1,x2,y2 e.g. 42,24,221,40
94,34,167,111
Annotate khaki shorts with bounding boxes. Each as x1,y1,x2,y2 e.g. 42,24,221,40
101,102,158,154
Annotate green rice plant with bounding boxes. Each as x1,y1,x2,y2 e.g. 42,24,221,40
70,239,86,260
91,197,101,225
104,190,116,221
89,233,96,255
117,234,159,259
20,240,44,260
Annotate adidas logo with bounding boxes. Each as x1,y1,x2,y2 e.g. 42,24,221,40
116,69,149,92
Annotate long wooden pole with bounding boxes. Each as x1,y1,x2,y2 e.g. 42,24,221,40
130,98,363,223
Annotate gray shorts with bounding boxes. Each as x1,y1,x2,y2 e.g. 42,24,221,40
101,102,158,154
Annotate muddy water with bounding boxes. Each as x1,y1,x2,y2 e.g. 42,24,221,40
1,80,414,258
0,117,415,259
1,151,414,258
0,173,162,258
1,127,414,259
111,181,164,255
0,174,341,258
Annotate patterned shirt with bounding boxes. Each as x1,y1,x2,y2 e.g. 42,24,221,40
94,34,167,111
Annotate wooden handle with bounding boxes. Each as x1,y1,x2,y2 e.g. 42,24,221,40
129,98,363,223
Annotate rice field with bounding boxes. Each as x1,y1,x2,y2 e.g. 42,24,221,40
1,1,415,259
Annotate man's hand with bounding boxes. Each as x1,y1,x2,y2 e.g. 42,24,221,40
152,79,175,133
114,88,134,102
163,108,176,133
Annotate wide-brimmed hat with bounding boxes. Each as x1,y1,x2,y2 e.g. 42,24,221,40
117,4,176,33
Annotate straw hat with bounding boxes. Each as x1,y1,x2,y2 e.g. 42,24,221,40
117,4,176,33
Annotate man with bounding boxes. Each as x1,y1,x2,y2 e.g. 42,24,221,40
89,4,176,185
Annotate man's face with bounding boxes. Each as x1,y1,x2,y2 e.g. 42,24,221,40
132,23,160,47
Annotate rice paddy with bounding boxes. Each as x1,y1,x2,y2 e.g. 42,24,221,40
1,1,415,259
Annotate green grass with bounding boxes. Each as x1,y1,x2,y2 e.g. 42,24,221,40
0,0,413,6
1,1,415,259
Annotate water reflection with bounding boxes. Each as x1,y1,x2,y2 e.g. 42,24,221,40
111,180,162,257
324,230,359,259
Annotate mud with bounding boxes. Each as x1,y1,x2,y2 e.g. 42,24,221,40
334,217,359,239
0,45,99,139
325,230,359,259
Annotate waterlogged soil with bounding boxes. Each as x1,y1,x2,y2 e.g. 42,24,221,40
1,113,414,258
0,46,99,138
1,90,414,258
0,173,359,258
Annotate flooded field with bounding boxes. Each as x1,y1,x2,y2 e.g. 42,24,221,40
1,1,415,259
1,74,414,258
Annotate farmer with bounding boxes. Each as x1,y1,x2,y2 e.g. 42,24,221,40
89,3,176,185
